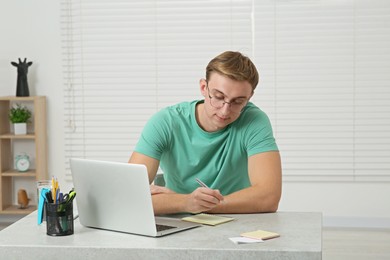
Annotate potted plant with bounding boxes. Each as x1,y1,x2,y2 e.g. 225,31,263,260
8,104,32,135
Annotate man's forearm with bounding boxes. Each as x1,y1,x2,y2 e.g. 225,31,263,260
151,187,225,215
152,193,188,215
207,185,280,214
152,186,280,215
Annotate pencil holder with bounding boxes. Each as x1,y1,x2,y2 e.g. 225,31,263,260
45,202,74,236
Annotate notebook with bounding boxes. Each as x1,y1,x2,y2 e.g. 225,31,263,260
70,158,201,237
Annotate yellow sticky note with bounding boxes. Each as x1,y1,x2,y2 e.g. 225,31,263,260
240,230,280,240
182,213,234,226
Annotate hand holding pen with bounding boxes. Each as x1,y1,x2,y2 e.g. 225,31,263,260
187,178,224,213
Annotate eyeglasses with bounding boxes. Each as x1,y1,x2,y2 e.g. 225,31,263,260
206,84,248,113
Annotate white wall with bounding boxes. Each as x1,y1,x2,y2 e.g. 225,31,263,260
0,0,389,228
0,1,68,203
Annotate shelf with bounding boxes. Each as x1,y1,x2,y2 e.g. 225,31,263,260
1,169,37,177
0,205,36,215
0,96,38,101
0,96,47,215
0,133,35,139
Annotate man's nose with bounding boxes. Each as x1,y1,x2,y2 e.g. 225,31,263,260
220,102,232,115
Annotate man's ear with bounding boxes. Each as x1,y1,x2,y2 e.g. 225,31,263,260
199,78,207,97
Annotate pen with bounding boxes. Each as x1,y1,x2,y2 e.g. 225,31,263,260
196,178,224,203
196,178,209,188
51,177,56,203
51,177,59,204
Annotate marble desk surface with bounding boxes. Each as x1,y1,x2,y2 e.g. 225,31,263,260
0,211,322,260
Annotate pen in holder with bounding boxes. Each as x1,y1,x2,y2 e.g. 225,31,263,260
45,201,74,236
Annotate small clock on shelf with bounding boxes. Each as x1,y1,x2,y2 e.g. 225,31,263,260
15,154,30,172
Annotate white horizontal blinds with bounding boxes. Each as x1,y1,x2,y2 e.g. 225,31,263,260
253,0,390,179
62,0,158,176
61,0,253,176
354,1,390,177
273,2,355,177
155,0,253,109
62,0,390,180
251,1,276,125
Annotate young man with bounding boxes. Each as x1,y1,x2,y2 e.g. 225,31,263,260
129,51,282,215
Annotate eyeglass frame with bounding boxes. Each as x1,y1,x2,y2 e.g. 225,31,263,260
205,81,250,113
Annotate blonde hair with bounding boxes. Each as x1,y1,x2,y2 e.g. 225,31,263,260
206,51,259,91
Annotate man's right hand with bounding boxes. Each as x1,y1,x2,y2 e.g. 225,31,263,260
185,187,224,213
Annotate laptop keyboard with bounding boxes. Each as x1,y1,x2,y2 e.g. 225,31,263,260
156,224,176,232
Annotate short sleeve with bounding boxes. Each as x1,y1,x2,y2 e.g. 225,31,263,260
242,108,278,157
134,109,172,160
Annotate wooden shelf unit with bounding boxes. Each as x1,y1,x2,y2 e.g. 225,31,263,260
0,96,47,215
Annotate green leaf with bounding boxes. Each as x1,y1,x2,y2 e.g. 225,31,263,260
8,104,32,123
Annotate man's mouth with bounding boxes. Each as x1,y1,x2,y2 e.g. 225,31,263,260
216,114,229,121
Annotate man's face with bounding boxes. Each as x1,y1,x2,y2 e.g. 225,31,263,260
199,73,253,132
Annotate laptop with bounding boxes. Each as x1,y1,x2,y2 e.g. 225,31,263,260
70,158,201,237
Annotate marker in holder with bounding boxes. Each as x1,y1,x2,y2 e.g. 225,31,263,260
45,202,74,236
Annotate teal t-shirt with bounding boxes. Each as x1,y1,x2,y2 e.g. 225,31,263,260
134,100,278,195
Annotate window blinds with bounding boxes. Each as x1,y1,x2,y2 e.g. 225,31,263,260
61,0,390,181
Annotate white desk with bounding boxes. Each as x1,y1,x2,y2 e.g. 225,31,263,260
0,211,322,259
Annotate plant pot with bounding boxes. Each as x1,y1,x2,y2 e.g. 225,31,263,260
14,123,27,135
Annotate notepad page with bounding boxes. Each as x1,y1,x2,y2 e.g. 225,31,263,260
182,213,235,226
240,230,280,240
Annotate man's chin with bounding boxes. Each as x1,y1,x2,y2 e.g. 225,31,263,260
213,118,230,129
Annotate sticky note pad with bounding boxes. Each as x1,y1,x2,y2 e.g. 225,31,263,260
240,230,280,240
182,213,235,226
